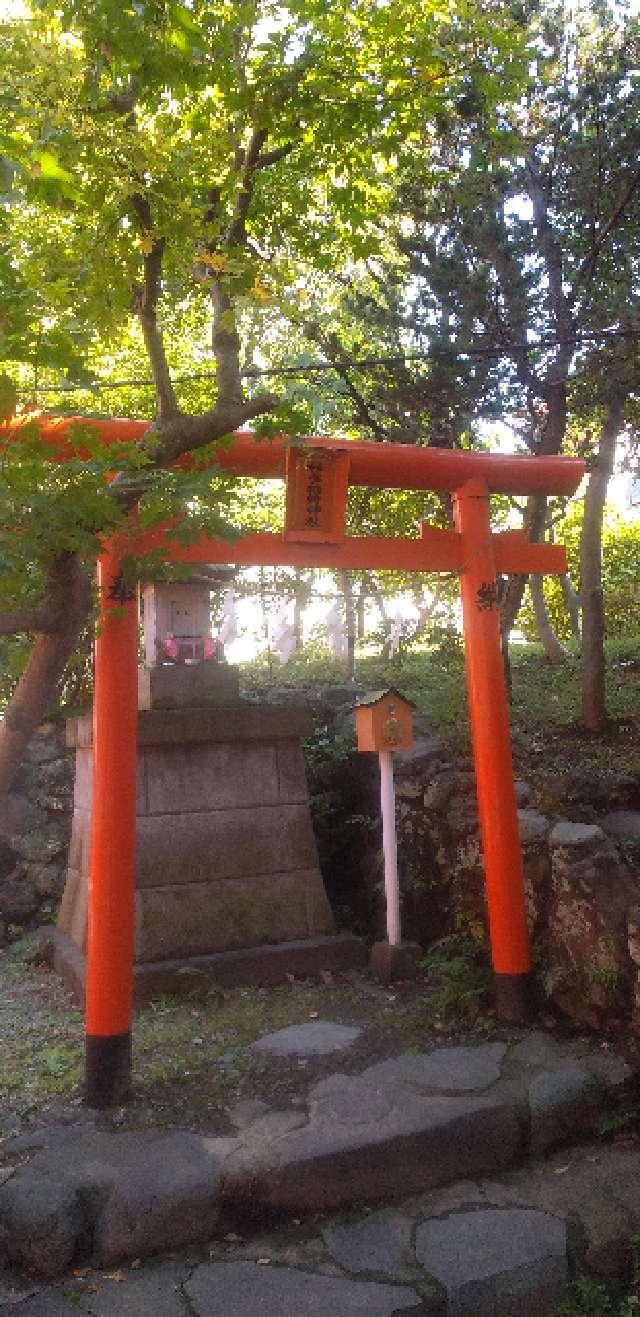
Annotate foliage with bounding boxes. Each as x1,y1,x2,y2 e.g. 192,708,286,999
555,1236,640,1316
421,934,493,1020
519,505,640,643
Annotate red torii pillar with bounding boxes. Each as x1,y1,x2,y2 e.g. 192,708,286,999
5,419,583,1104
453,480,531,1018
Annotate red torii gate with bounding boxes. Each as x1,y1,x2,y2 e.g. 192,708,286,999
8,418,584,1104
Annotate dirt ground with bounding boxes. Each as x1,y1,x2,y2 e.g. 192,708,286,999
2,936,638,1145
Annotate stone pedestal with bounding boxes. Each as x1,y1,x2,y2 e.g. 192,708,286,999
55,701,364,1001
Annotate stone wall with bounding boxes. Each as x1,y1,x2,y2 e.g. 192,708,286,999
3,699,640,1034
389,733,640,1031
0,724,73,944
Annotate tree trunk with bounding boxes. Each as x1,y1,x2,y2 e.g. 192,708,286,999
530,575,568,664
341,570,356,681
580,397,624,731
0,554,92,796
560,573,581,641
356,580,367,641
293,570,304,649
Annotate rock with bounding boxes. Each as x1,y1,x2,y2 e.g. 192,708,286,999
185,1261,425,1317
0,1131,225,1276
363,1044,507,1094
26,736,64,764
506,1033,563,1074
0,1296,82,1316
414,1208,567,1315
395,781,424,801
423,772,458,811
601,811,640,842
228,1099,272,1130
323,1212,415,1279
395,735,444,778
11,828,68,864
0,838,19,881
226,1073,523,1212
29,864,66,900
577,1051,632,1092
446,797,479,837
517,811,551,843
528,1065,604,1154
0,871,39,922
56,1260,192,1316
252,1021,361,1057
514,780,533,807
548,821,605,848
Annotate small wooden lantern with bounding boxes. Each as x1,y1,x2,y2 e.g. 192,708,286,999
356,688,419,982
355,689,414,754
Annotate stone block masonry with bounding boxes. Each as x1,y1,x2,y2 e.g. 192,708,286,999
55,703,363,999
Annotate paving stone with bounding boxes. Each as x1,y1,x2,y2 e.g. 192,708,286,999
517,810,550,842
323,1211,415,1279
548,821,605,847
506,1033,563,1075
528,1065,604,1153
415,1208,568,1316
252,1021,361,1056
186,1261,426,1316
0,1297,81,1317
0,1132,224,1277
600,811,640,841
565,1047,632,1092
363,1044,506,1094
63,1261,191,1315
226,1073,523,1212
471,1140,640,1276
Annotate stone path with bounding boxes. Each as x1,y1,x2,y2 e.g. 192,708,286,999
0,1030,636,1315
4,1134,640,1315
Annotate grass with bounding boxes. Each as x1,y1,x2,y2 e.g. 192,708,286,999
0,936,504,1132
241,634,640,778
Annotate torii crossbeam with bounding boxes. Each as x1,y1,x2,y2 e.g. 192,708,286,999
6,418,585,1104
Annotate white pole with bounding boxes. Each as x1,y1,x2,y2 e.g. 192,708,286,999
379,749,401,946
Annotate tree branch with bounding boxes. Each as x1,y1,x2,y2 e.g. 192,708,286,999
569,165,640,302
0,554,92,795
130,192,179,422
0,606,61,636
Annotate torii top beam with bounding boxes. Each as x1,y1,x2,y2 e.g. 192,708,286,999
5,417,584,498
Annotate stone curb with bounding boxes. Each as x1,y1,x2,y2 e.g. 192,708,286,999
0,1033,631,1279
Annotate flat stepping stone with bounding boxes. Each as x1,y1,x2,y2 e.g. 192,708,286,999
186,1261,423,1316
549,821,605,847
363,1043,506,1093
253,1020,361,1056
601,811,640,841
415,1208,567,1315
323,1211,415,1279
59,1261,192,1316
517,809,550,842
0,1298,81,1317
